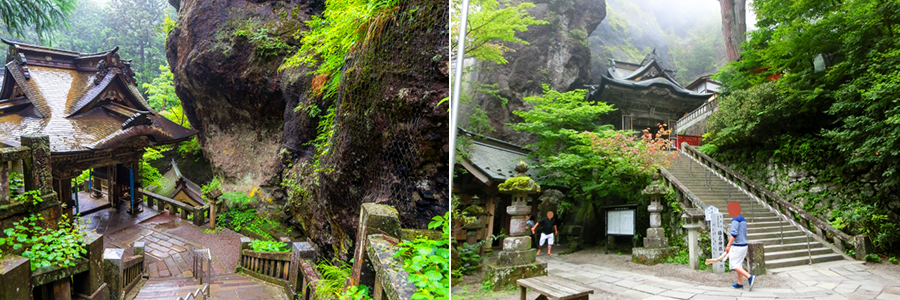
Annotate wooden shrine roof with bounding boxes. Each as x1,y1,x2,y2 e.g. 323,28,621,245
0,38,197,154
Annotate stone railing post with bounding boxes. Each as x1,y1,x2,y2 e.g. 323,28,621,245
102,248,124,300
854,235,873,260
20,134,53,196
193,207,205,226
681,208,704,270
74,232,104,297
0,255,32,300
289,242,315,298
349,203,401,288
748,241,766,275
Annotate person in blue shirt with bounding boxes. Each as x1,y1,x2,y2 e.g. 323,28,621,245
725,201,756,290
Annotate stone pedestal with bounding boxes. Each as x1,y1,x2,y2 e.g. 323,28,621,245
0,255,32,300
748,241,766,276
633,175,672,265
484,262,547,291
74,232,104,296
682,208,705,270
484,162,545,291
350,204,401,288
102,249,124,300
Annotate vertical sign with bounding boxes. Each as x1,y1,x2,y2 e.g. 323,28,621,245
705,205,725,273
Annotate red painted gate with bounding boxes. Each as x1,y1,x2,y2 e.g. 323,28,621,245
676,135,702,150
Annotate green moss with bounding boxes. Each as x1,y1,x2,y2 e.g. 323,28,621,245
497,176,540,194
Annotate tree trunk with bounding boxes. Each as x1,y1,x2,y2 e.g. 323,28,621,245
720,0,747,62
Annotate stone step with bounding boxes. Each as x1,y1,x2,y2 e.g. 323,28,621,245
754,235,816,246
764,241,825,252
747,230,805,240
765,247,835,261
724,216,782,223
748,225,798,234
765,253,845,269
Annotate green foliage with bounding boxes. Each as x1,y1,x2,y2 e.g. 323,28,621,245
480,280,493,291
450,0,547,64
7,171,23,197
394,213,450,300
890,257,898,264
283,0,400,99
708,0,900,257
512,85,677,203
140,147,166,188
314,259,372,300
220,191,254,210
249,27,291,58
216,207,283,240
201,176,221,196
665,248,690,265
143,65,180,112
865,253,881,263
0,0,76,42
249,240,288,252
178,137,202,158
16,190,43,206
0,212,87,271
830,202,899,253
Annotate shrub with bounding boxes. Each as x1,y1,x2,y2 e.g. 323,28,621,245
249,240,288,252
0,213,87,270
395,213,450,300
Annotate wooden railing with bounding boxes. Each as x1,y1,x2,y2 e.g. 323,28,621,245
681,143,868,259
141,190,209,226
241,249,292,283
123,255,144,295
675,97,718,134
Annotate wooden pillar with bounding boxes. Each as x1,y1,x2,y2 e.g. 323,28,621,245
483,196,496,252
108,165,117,207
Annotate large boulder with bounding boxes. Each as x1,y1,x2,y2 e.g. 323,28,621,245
165,0,321,188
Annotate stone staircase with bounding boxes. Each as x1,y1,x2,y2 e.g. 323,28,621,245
133,274,287,300
667,153,846,270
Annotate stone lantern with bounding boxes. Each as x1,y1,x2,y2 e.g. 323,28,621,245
632,173,676,265
483,162,547,290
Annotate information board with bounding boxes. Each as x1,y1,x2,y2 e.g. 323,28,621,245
705,205,726,273
606,209,635,235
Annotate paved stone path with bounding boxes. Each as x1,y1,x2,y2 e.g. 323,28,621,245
105,213,231,278
79,199,159,235
133,274,287,300
539,255,900,300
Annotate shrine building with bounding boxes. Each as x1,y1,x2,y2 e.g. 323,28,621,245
0,38,198,214
587,50,714,133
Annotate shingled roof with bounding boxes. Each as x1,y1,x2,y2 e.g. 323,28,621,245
457,128,539,184
0,38,197,154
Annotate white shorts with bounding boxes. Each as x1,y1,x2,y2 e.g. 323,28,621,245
729,245,748,270
539,233,554,246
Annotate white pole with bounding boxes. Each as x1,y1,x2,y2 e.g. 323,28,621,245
449,0,470,196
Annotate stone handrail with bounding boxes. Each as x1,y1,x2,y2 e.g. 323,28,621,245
658,167,709,211
365,234,417,300
122,255,144,295
675,97,718,134
141,190,209,226
681,143,869,259
240,249,292,283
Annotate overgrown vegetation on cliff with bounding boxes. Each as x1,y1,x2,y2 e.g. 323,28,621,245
705,0,900,255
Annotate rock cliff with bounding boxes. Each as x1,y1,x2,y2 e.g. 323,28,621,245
460,0,606,146
167,0,448,260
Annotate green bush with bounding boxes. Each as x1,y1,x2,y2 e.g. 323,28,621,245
889,257,898,264
249,240,288,252
0,213,87,271
865,253,881,263
314,259,372,300
395,213,450,300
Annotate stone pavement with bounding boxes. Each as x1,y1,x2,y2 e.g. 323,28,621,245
104,213,229,277
539,255,900,300
79,201,160,235
133,274,287,300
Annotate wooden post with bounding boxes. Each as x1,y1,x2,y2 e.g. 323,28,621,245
483,196,496,252
209,198,217,229
107,166,116,206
